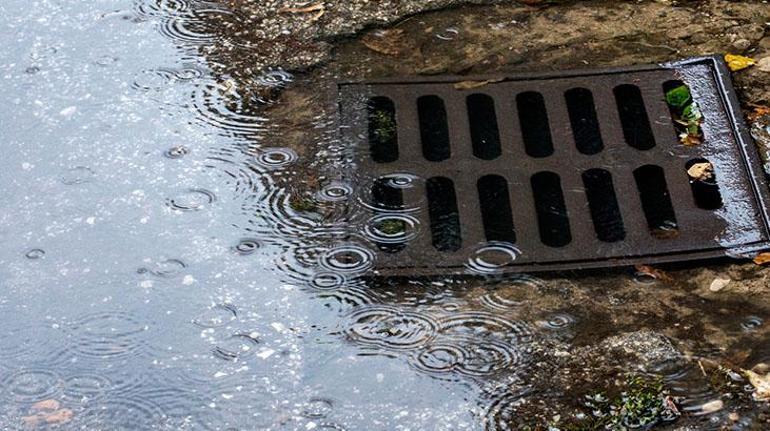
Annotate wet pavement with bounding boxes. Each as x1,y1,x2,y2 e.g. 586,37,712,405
2,0,770,430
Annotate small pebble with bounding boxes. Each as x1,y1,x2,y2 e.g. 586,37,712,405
701,399,724,414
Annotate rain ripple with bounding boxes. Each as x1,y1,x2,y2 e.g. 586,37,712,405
342,305,439,351
66,311,150,359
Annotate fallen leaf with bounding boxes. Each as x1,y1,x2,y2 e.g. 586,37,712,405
747,105,770,121
453,78,503,90
687,162,714,182
679,131,702,146
743,369,770,401
634,264,673,282
361,29,406,56
753,252,770,265
44,409,74,425
278,3,325,22
31,399,60,412
725,54,756,72
709,277,730,292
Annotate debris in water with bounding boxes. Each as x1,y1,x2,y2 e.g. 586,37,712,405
634,264,673,282
742,368,770,401
453,78,504,90
747,105,770,121
687,161,714,182
756,56,770,73
753,252,770,265
724,53,756,71
665,84,703,146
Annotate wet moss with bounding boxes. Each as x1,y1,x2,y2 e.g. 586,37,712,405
370,110,397,145
376,218,407,235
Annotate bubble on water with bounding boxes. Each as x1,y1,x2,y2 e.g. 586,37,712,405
466,242,521,275
192,304,237,329
319,244,375,275
163,145,189,159
95,55,119,66
2,369,63,402
309,272,348,291
67,311,149,359
343,305,439,350
233,238,261,255
212,332,259,362
60,166,95,185
741,316,763,332
25,66,40,74
137,258,187,278
301,397,334,419
537,313,576,330
254,148,298,170
25,248,46,260
316,181,354,202
166,188,216,211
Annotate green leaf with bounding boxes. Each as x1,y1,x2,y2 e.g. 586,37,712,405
682,103,702,122
665,85,692,109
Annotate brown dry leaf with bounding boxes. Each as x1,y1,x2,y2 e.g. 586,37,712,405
743,369,770,401
725,54,756,72
687,161,714,182
44,409,74,425
453,78,503,90
753,252,770,265
679,133,702,146
748,106,770,121
361,29,406,56
634,264,673,282
31,399,61,412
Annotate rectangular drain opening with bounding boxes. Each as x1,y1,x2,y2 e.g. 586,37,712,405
337,56,770,274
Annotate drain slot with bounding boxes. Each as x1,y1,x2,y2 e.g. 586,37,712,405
478,175,516,243
418,95,451,162
566,88,603,155
427,177,462,252
614,84,656,151
467,94,501,160
340,56,770,273
582,168,625,243
634,165,678,238
517,91,554,158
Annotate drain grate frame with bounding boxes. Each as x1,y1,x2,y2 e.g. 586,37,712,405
337,56,770,274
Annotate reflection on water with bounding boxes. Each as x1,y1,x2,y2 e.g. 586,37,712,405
2,0,770,429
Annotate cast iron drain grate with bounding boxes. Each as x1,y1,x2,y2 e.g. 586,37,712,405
336,56,770,274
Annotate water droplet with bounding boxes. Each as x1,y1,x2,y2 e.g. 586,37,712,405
25,248,46,260
343,305,438,350
254,148,298,169
233,238,261,255
166,188,216,211
163,145,189,159
435,27,459,41
319,244,375,274
466,242,521,274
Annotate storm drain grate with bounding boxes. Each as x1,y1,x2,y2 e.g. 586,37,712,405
337,56,770,274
